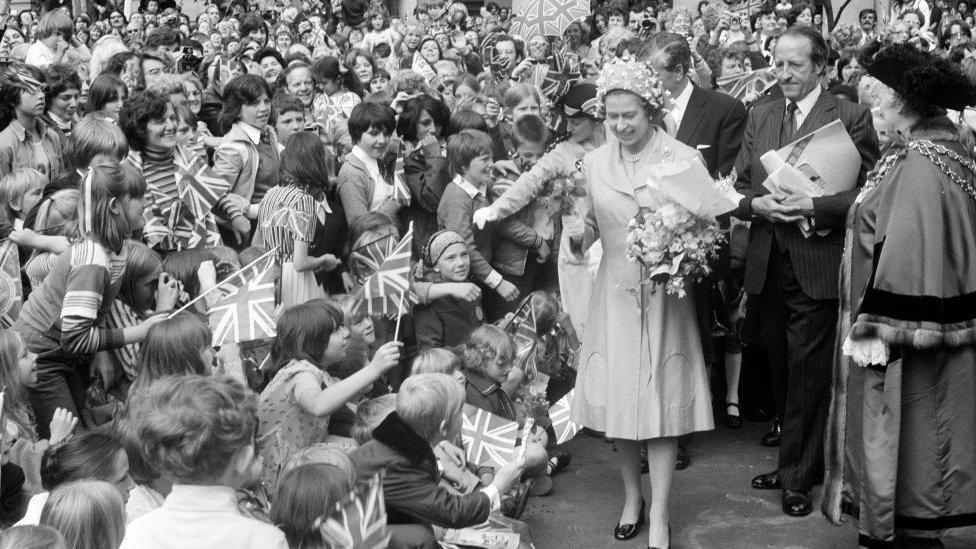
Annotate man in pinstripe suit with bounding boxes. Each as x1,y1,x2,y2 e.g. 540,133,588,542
731,27,879,517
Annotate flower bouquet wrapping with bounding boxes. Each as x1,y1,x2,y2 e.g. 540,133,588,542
625,161,742,298
546,159,588,216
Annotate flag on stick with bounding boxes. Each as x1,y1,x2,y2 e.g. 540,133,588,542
504,300,538,371
362,223,414,316
208,254,277,346
461,404,520,468
318,472,390,549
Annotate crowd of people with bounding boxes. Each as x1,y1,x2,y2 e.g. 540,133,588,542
0,0,970,547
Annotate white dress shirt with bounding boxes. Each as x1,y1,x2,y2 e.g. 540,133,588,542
790,85,823,132
668,78,695,131
120,484,287,549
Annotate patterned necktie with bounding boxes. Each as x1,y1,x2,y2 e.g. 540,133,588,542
781,101,798,145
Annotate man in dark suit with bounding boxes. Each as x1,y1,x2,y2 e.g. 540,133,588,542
731,26,879,516
640,33,748,178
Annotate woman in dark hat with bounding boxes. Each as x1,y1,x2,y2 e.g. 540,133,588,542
823,43,976,549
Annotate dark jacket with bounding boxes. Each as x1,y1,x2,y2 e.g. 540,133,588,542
348,413,492,528
413,295,482,350
402,147,451,256
732,91,880,300
464,371,517,422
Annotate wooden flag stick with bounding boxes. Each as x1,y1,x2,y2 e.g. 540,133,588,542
393,290,407,341
168,246,278,318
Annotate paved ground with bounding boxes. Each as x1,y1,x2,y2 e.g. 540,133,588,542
521,420,976,549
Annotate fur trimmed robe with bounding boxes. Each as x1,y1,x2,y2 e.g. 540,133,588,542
823,116,976,548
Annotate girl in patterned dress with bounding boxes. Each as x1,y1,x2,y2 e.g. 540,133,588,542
256,133,342,309
256,300,402,489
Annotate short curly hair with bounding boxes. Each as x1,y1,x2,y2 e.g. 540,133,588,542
125,375,258,483
458,325,515,377
118,90,171,152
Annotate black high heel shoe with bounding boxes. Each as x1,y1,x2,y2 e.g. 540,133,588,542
614,499,645,541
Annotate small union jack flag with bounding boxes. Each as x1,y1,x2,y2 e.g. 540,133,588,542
0,241,20,328
261,207,313,238
175,145,228,225
208,255,277,346
548,390,582,445
392,160,410,203
462,404,520,468
319,472,390,549
349,234,396,284
362,224,414,316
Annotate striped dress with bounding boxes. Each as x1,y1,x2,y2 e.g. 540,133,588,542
257,185,324,308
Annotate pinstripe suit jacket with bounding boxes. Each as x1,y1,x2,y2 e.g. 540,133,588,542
731,91,880,300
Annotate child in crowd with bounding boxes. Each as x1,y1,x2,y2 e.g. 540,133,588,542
349,373,525,534
413,230,483,349
459,325,553,493
257,132,339,309
38,480,125,549
22,189,78,292
257,300,401,487
173,104,205,162
98,240,178,405
0,329,77,516
270,463,352,548
270,94,306,146
487,115,551,318
350,393,397,444
17,431,131,527
131,313,214,393
14,160,162,436
0,168,44,232
337,101,401,226
411,347,464,383
439,129,519,312
121,375,287,549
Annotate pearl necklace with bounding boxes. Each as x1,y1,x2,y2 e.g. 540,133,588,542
621,136,654,163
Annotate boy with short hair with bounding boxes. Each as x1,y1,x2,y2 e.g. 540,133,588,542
271,94,306,145
120,376,288,549
349,373,524,530
487,115,551,317
439,129,519,309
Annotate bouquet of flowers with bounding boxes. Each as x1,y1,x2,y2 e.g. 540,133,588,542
545,159,587,216
624,169,738,298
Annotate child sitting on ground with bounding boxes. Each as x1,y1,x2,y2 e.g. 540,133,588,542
348,373,524,534
257,300,401,488
121,376,287,549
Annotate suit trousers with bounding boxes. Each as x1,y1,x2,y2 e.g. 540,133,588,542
755,239,837,491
